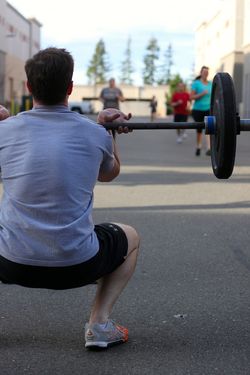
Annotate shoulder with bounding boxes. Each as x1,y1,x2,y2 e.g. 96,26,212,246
191,80,198,89
0,112,27,139
101,87,110,95
192,79,204,91
68,114,112,144
0,111,25,124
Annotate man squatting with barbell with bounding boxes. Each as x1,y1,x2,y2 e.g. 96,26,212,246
0,47,140,349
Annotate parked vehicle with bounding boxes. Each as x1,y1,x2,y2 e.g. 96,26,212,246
68,101,94,114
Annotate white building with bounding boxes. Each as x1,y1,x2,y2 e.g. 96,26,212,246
242,0,250,116
195,0,250,116
0,0,41,110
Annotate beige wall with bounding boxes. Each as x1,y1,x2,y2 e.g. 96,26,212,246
242,45,250,116
242,0,250,116
243,0,250,46
70,84,169,117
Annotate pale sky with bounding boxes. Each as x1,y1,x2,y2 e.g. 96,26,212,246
9,0,224,85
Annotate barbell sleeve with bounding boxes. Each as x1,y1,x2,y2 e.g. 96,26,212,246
239,119,250,131
103,116,217,134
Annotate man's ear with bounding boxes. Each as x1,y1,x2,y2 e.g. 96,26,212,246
26,81,32,93
67,81,73,96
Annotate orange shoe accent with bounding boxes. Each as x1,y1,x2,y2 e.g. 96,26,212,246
116,324,129,342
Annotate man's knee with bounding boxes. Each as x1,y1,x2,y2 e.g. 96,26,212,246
115,223,140,254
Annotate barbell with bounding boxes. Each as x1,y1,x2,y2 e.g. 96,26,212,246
103,72,248,179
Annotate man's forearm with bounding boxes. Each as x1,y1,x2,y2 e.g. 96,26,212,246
112,138,120,167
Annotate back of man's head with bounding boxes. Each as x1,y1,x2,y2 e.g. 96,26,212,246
25,47,74,105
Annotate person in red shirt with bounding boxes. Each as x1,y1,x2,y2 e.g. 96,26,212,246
171,82,191,143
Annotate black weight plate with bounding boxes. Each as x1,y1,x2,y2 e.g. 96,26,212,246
210,72,237,179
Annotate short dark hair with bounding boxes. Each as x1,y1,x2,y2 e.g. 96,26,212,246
25,47,74,105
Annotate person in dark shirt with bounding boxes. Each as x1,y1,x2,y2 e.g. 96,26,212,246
99,78,125,110
149,96,158,122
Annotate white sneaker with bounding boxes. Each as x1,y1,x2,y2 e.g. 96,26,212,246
176,136,182,144
182,131,187,139
85,320,129,349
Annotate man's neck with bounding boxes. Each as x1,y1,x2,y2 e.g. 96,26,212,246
32,98,69,107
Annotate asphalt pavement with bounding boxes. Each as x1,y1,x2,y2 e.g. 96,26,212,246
1,115,250,375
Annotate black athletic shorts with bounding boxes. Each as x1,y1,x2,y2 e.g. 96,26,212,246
192,109,210,133
0,223,128,290
174,114,188,122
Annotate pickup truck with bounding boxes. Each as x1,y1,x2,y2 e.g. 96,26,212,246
68,101,94,114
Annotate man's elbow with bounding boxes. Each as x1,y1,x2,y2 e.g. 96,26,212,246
98,166,120,182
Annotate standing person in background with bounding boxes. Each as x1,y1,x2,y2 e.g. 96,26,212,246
149,95,158,122
171,82,190,143
190,66,212,156
100,78,125,138
99,78,125,110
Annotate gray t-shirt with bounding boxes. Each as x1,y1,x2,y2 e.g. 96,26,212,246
0,105,114,266
100,87,123,109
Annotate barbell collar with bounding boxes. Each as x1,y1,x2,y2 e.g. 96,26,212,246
204,116,216,135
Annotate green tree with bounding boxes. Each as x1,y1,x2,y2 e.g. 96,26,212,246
158,43,174,85
86,39,111,84
120,37,134,85
168,73,183,95
142,37,160,85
